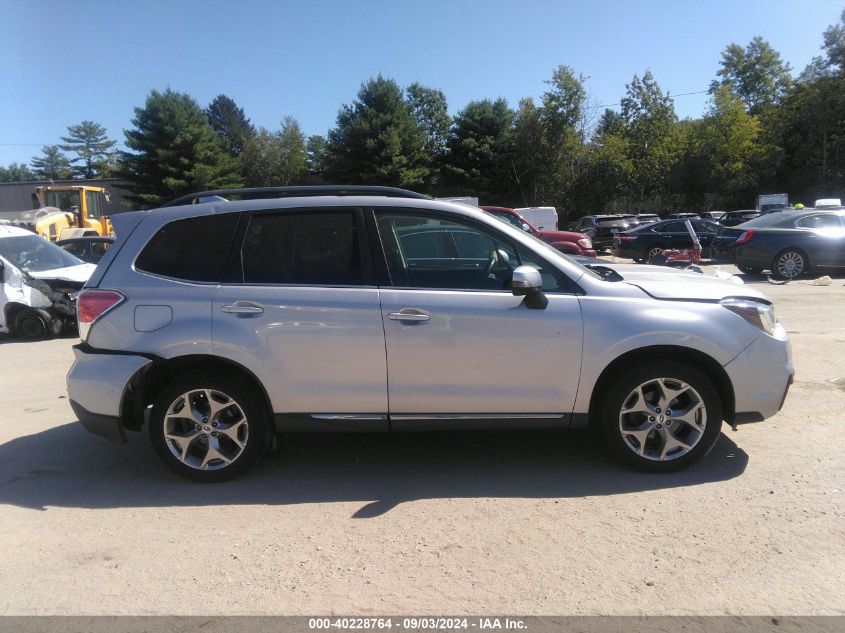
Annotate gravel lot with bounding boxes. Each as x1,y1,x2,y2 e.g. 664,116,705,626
0,263,843,615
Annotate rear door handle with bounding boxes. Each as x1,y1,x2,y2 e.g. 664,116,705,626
221,302,264,315
387,308,430,322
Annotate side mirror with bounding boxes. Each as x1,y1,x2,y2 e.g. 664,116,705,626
104,191,112,204
521,222,531,232
511,266,548,309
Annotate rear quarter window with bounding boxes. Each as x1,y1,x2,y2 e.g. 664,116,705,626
135,213,239,282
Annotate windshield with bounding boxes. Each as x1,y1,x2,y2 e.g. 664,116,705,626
504,223,601,280
0,235,84,272
45,190,82,212
485,210,531,231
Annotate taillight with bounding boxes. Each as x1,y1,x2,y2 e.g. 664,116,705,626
735,229,756,245
619,236,637,242
77,289,125,340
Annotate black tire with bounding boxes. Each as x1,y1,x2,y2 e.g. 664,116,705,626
737,264,763,275
771,248,807,280
12,308,53,340
148,373,271,482
599,362,723,473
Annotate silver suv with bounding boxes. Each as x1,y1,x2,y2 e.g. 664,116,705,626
67,186,794,481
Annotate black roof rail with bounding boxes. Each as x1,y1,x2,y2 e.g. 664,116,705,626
162,185,430,207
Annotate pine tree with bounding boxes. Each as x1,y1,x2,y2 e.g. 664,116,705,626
324,76,429,187
60,121,117,179
120,89,242,208
206,94,255,158
30,146,73,180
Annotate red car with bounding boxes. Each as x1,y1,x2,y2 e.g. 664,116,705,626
482,206,597,257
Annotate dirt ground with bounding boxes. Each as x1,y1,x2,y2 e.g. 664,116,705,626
0,263,843,616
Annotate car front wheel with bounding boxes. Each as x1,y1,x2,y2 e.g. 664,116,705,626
149,374,270,482
600,362,723,472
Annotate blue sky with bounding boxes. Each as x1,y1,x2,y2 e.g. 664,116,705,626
0,0,842,166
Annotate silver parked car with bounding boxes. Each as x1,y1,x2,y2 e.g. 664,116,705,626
67,186,794,481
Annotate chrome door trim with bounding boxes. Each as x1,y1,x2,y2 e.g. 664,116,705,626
311,414,388,421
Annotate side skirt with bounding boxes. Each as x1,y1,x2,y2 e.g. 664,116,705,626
274,413,574,433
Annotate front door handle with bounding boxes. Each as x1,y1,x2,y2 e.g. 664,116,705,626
387,308,430,322
221,302,264,315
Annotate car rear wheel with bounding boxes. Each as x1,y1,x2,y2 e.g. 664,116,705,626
772,249,807,280
599,362,723,472
645,246,665,262
149,374,270,482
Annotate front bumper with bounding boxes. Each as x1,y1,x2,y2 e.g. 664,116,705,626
723,325,794,423
66,345,153,442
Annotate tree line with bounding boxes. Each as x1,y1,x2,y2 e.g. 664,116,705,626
2,9,843,217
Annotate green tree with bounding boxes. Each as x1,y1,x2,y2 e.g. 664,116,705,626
698,85,764,205
241,117,307,187
620,70,679,208
595,108,625,137
540,65,588,213
710,37,792,113
59,121,117,179
822,8,845,73
444,98,514,202
323,76,428,187
775,74,845,200
507,98,546,206
0,162,37,182
405,83,450,190
30,145,72,180
574,130,633,214
305,134,327,178
120,88,242,208
206,94,255,158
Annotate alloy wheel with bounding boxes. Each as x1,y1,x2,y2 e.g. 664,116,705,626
775,251,805,279
163,389,249,470
618,377,706,461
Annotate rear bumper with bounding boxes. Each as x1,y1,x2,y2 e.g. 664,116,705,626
69,399,126,442
66,345,153,439
711,244,736,262
724,326,794,423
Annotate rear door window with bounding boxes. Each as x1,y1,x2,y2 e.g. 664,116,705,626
796,214,841,229
239,210,364,285
135,213,239,282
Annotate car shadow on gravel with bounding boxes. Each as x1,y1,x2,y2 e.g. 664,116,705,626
0,422,748,517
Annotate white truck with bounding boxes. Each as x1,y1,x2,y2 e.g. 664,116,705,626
756,193,789,213
515,206,559,231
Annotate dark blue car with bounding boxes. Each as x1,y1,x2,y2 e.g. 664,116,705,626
711,209,845,278
612,219,721,262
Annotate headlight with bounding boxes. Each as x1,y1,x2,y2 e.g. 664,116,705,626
720,297,777,334
578,238,593,249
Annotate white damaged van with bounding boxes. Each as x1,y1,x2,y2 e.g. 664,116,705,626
0,225,95,339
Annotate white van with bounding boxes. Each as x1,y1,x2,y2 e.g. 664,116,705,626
515,206,558,231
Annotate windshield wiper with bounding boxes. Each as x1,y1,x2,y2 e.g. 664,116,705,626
585,264,624,282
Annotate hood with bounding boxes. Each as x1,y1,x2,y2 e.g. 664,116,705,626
538,229,589,241
27,263,96,284
623,273,769,303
